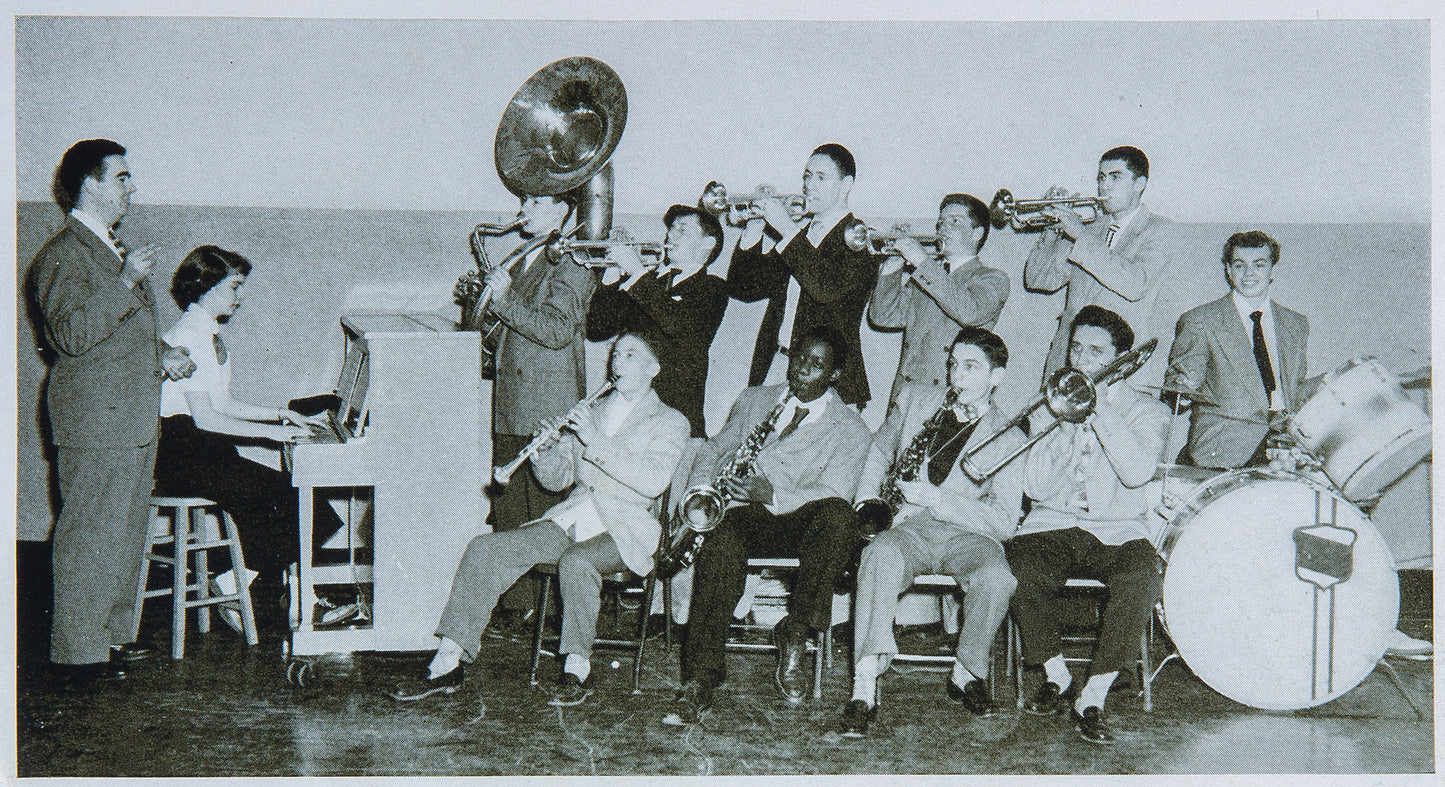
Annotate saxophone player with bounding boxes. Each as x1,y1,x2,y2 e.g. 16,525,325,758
671,325,871,723
390,329,687,705
841,327,1026,738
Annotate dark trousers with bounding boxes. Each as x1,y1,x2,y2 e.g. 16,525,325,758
153,416,300,582
490,433,568,611
681,497,861,686
1006,527,1161,678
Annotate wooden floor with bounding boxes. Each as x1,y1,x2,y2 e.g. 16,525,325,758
15,548,1435,777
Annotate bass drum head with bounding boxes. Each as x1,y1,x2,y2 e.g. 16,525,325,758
1161,470,1397,710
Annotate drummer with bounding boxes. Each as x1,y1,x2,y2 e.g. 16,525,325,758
1164,230,1309,469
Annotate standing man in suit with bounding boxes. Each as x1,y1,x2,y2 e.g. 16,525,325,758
727,144,878,409
483,193,599,616
30,139,196,681
671,326,872,723
1024,146,1177,388
586,203,728,439
1166,230,1309,469
1007,306,1169,746
391,330,687,704
840,327,1025,738
869,193,1010,406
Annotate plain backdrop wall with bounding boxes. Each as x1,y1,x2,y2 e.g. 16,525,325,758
11,17,1432,565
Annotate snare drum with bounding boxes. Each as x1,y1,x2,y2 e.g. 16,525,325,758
1289,358,1430,502
1159,469,1397,710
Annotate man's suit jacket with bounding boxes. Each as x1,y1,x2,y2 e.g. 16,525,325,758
586,269,729,438
689,384,872,516
855,384,1025,544
490,244,599,436
727,215,878,407
531,388,689,576
869,258,1009,406
1023,206,1177,384
1166,293,1309,469
30,216,162,449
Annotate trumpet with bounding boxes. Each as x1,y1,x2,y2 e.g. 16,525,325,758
492,377,615,486
551,236,671,265
700,182,808,226
960,338,1158,481
843,221,942,257
989,189,1103,231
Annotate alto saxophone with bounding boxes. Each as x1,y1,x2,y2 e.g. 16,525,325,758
655,394,791,579
855,388,960,540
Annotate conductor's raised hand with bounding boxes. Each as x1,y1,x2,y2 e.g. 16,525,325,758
121,243,162,289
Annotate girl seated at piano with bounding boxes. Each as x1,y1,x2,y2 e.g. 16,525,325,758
154,244,328,635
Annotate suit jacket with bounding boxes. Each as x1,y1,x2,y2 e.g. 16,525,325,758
30,216,163,449
531,388,689,576
490,244,599,436
869,257,1010,405
1024,206,1177,383
1166,293,1309,468
854,384,1025,544
689,384,872,516
1019,384,1171,545
727,215,878,407
586,269,729,438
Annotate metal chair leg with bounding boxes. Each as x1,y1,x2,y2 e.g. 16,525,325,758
528,574,552,686
634,572,656,694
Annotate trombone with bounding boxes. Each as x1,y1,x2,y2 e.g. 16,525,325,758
989,189,1103,231
843,221,942,257
959,338,1158,481
700,182,807,226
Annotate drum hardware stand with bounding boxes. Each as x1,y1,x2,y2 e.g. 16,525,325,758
1292,492,1356,702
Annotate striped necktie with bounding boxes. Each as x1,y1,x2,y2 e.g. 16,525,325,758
1104,223,1121,248
107,229,127,261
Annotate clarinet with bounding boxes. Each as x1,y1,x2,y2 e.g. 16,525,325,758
655,393,791,578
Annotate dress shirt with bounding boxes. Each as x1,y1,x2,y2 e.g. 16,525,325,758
1231,290,1283,410
160,306,229,418
70,209,125,262
770,388,834,445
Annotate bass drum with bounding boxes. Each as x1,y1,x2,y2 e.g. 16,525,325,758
1159,469,1397,710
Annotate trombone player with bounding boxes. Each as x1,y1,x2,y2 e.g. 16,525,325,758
841,327,1025,738
868,193,1010,407
1006,306,1169,746
390,329,687,705
1023,146,1177,388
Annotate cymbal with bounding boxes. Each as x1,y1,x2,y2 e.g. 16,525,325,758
1140,384,1220,406
494,56,628,198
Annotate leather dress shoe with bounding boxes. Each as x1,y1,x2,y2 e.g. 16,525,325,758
772,623,808,703
547,671,595,707
389,663,464,701
946,677,1000,717
51,659,127,688
840,699,878,738
668,680,714,725
1023,680,1075,716
110,643,154,662
1072,705,1116,745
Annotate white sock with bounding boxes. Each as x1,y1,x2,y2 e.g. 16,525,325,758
1043,655,1072,690
1076,671,1118,713
428,637,464,679
564,653,591,681
950,660,976,689
852,656,880,705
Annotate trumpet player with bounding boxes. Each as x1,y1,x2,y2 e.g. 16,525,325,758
586,203,729,439
841,327,1025,738
485,193,599,617
726,144,878,408
869,193,1010,406
1007,306,1169,746
672,326,871,722
390,329,687,705
1023,146,1177,388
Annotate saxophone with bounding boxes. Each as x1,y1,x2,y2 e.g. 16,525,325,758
655,394,790,578
855,388,960,539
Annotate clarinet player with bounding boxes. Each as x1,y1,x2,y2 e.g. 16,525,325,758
668,325,871,724
840,327,1026,737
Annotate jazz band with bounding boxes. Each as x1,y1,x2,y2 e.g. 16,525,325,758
29,56,1433,752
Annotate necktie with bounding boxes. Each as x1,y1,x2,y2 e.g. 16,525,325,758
213,334,228,365
1250,311,1276,398
1105,223,1121,248
777,406,809,440
107,229,127,261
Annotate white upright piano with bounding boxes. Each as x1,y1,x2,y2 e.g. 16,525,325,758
284,313,487,654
